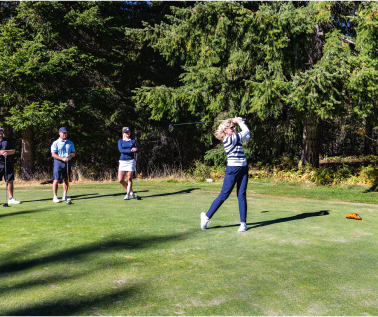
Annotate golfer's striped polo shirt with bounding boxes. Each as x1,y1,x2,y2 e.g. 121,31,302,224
223,121,250,166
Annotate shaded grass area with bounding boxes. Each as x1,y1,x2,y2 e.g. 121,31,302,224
0,180,378,315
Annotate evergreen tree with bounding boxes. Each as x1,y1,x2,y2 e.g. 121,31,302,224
0,1,135,177
130,1,373,168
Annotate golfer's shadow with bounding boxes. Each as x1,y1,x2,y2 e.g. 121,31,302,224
140,188,200,199
69,188,199,200
68,190,150,200
21,193,100,203
208,210,330,230
21,188,199,203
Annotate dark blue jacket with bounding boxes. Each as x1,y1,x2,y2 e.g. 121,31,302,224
0,137,14,167
118,139,138,161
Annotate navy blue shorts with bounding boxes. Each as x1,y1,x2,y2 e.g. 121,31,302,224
0,163,15,182
53,160,72,180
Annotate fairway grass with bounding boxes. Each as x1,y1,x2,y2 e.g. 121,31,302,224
1,179,378,315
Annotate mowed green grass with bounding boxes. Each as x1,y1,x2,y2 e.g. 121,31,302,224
1,179,378,316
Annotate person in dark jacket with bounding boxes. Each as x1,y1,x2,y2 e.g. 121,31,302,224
0,126,21,204
118,127,138,200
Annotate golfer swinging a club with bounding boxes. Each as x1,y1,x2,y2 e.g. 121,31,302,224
118,127,138,200
201,117,250,232
51,127,76,203
0,126,21,204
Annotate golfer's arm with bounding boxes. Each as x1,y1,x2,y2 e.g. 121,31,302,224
51,152,64,161
3,149,15,155
238,121,250,141
70,152,76,158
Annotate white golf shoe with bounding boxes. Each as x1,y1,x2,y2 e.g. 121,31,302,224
124,194,129,200
238,223,248,232
130,191,135,199
201,212,210,230
8,197,21,204
62,195,68,201
53,196,60,203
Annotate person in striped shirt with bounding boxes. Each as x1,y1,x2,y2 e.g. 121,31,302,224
201,117,250,232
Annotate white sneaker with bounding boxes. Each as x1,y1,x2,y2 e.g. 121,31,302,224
8,197,21,204
130,191,135,199
124,194,129,200
201,212,210,230
62,195,68,201
238,223,248,232
53,196,60,203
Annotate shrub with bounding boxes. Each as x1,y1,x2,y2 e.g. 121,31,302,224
187,161,226,181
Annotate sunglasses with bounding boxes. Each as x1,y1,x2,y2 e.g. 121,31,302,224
226,126,235,130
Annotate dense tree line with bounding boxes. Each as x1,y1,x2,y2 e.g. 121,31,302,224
0,1,378,180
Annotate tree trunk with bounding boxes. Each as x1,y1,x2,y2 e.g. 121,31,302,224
20,126,34,179
364,118,374,155
301,115,320,168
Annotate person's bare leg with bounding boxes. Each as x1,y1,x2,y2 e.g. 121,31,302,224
63,178,68,197
118,171,128,191
7,180,14,198
53,180,59,197
126,171,133,195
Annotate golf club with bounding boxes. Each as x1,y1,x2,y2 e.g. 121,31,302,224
3,158,9,207
66,160,72,205
134,153,141,200
168,118,246,132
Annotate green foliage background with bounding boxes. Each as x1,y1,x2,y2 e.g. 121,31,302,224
0,1,378,178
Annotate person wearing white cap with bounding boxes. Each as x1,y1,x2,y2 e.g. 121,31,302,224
118,127,138,200
51,127,76,203
0,127,21,204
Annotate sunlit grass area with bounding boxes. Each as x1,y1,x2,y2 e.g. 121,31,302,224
1,179,377,315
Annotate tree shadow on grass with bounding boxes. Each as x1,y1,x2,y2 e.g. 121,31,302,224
208,210,330,230
0,207,51,218
1,231,195,315
0,232,194,274
363,183,378,193
6,284,143,316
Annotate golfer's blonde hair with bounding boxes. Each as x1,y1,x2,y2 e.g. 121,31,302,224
214,119,233,140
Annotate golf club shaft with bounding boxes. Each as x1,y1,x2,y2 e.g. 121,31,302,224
170,118,246,127
135,154,138,195
4,158,8,205
66,162,71,199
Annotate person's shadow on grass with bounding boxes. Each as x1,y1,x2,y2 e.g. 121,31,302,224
208,210,330,230
21,193,101,203
21,188,199,203
137,188,200,199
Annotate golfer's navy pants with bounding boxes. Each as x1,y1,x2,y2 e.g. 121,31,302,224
206,165,248,223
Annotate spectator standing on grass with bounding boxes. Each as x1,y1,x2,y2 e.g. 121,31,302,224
118,127,138,200
51,127,75,203
0,126,21,204
201,117,250,232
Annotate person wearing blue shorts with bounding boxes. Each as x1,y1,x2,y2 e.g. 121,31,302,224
51,127,76,203
201,117,251,232
0,126,21,204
